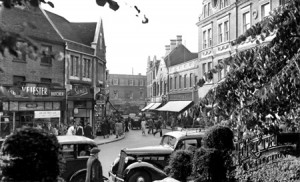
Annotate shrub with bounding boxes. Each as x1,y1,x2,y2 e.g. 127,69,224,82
0,127,61,182
192,147,234,182
235,156,300,182
164,150,193,182
203,125,234,151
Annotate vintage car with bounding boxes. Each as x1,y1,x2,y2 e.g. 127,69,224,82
58,135,109,182
131,117,141,130
109,129,205,182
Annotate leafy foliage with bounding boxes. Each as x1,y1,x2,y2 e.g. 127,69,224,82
200,0,300,124
203,125,234,151
0,127,61,182
192,147,234,182
164,150,193,182
235,156,300,182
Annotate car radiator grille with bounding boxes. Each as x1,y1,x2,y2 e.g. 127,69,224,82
117,151,127,177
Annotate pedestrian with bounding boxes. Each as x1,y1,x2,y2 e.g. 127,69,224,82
125,118,130,132
153,116,163,137
141,117,147,135
84,122,94,139
43,121,57,135
76,121,84,136
85,147,104,182
147,118,154,134
101,119,109,139
115,120,122,138
67,121,76,135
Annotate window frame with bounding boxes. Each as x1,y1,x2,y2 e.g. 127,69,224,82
261,2,271,19
208,28,212,47
218,23,223,44
224,21,229,42
203,30,207,49
243,11,251,33
40,45,52,66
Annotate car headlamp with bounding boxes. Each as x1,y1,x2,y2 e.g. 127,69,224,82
124,156,134,164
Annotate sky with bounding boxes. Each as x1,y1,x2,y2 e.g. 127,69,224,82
42,0,202,75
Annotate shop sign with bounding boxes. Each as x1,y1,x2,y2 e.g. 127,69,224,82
50,90,65,97
26,103,38,108
34,110,61,118
169,93,192,101
21,86,49,96
68,85,91,96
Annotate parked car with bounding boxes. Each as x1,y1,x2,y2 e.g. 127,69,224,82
109,129,205,182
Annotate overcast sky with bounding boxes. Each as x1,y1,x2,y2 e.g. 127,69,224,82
42,0,202,75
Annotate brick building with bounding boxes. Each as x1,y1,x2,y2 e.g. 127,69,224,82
0,6,66,137
107,74,146,115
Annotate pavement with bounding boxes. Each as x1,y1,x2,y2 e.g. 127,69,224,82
94,133,126,145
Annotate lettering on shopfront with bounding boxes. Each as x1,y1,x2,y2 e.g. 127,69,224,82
22,86,48,96
50,90,65,97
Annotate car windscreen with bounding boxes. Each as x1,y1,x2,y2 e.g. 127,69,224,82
160,135,177,148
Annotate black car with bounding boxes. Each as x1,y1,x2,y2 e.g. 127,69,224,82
109,129,205,182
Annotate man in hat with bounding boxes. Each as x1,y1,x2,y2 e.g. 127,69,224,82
85,147,103,182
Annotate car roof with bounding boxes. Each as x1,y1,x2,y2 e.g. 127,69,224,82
164,130,205,139
57,135,97,146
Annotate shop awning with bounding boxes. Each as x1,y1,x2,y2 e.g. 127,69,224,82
141,103,155,111
148,103,162,110
156,101,193,112
198,84,214,99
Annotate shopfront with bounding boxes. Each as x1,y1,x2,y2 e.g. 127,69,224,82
67,84,94,126
0,84,65,138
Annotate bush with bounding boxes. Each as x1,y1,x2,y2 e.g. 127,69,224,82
203,125,234,151
192,147,234,182
0,128,61,182
164,150,193,182
235,156,300,182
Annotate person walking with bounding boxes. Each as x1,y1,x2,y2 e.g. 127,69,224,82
141,117,147,135
125,118,130,132
153,117,163,137
43,121,57,135
84,122,94,139
85,147,104,182
66,121,76,135
147,118,154,134
76,121,84,136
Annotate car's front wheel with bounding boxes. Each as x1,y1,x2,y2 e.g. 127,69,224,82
128,171,151,182
70,173,86,182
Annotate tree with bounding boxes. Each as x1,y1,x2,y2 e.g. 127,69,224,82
0,127,62,181
201,0,300,124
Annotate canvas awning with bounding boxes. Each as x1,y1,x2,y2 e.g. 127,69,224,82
156,101,193,112
198,84,214,99
148,103,162,110
141,103,155,111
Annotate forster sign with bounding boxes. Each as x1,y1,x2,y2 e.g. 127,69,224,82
235,133,300,169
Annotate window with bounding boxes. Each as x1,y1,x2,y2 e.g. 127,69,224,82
194,76,198,86
280,0,286,5
220,0,224,9
202,63,206,80
174,76,177,89
40,78,51,83
243,12,251,33
208,28,212,47
208,3,211,16
139,80,144,86
217,60,223,81
218,23,223,43
261,3,270,19
41,45,52,65
113,90,118,99
208,62,213,82
129,79,134,86
204,4,207,17
70,55,79,77
184,74,187,88
15,41,26,62
203,31,207,49
13,75,25,85
224,0,229,7
82,58,91,78
179,75,182,89
189,73,193,87
140,91,144,99
224,21,229,41
170,77,173,90
112,79,119,85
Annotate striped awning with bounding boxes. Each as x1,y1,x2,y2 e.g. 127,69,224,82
141,103,155,111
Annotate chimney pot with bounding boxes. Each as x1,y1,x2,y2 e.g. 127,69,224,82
170,39,176,50
176,35,182,45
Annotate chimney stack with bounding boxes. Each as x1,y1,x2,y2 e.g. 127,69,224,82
165,45,170,55
176,35,182,46
170,39,176,50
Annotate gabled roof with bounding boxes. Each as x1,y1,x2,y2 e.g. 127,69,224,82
0,6,64,44
44,10,96,46
164,44,198,67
